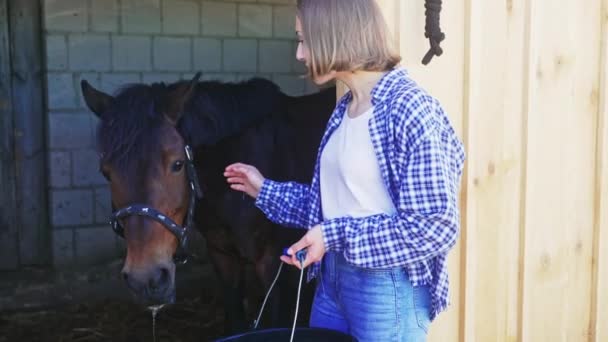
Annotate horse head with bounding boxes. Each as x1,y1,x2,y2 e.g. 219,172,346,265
81,73,200,305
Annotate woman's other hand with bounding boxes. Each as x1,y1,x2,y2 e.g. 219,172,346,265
280,225,326,270
224,163,265,199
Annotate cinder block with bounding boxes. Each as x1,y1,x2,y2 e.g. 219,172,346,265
202,2,237,36
94,187,111,225
273,5,296,38
223,39,257,72
153,37,192,71
100,73,141,95
163,0,200,35
47,73,77,109
201,73,237,83
264,0,296,4
51,189,94,227
74,226,119,265
48,112,95,149
259,40,292,73
49,151,71,188
121,0,161,34
239,4,272,38
193,38,222,72
46,35,68,70
90,0,119,32
142,73,182,84
68,34,111,71
112,36,152,71
52,229,74,266
72,149,106,187
273,74,306,96
44,0,87,32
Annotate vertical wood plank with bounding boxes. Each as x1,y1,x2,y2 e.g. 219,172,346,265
460,0,480,340
521,0,601,340
517,0,534,339
10,0,50,265
0,0,19,270
396,1,466,341
591,1,608,340
459,0,528,340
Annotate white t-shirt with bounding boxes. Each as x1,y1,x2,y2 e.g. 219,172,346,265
320,107,396,220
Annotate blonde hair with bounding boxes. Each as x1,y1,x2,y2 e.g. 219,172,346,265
297,0,401,79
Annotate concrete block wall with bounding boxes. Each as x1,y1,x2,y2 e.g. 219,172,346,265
43,0,316,267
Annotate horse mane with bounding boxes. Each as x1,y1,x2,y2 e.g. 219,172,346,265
97,83,165,182
177,78,285,146
96,78,285,180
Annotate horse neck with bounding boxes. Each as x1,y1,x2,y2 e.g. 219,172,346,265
178,79,287,147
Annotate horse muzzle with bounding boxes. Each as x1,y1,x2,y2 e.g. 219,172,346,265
122,264,176,305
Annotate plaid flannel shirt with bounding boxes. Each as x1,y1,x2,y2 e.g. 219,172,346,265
255,68,465,319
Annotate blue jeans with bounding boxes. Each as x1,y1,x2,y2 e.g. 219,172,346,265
310,252,432,342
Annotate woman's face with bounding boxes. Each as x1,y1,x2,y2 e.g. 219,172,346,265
295,17,309,65
295,16,335,85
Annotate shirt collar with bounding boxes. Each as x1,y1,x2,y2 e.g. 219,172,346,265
370,67,408,105
332,67,407,125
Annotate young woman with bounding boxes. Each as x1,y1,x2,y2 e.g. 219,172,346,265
224,0,465,340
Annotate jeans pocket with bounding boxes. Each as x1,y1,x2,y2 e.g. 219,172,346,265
412,285,431,333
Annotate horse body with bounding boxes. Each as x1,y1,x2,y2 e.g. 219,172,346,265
81,75,335,334
189,86,335,331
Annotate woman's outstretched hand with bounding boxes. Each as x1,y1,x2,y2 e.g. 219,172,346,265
224,163,265,199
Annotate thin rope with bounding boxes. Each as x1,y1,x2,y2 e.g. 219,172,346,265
253,262,284,329
290,264,305,342
253,250,307,341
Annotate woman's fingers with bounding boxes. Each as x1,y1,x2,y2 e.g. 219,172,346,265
226,176,245,184
280,255,294,266
225,162,253,173
224,162,264,199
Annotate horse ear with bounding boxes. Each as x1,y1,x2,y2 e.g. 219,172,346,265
166,72,201,123
81,80,113,118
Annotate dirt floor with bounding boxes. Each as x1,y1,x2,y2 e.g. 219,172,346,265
0,251,232,342
0,293,225,342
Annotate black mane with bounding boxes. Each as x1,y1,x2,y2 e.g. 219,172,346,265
177,78,285,146
97,84,165,181
97,78,285,180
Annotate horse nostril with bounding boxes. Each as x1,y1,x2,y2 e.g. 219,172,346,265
160,267,169,283
122,272,129,282
149,267,170,292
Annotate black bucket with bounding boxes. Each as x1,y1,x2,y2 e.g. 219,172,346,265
214,327,356,342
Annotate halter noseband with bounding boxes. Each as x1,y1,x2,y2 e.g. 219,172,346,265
109,145,203,264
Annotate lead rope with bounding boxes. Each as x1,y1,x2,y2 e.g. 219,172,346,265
253,250,307,342
252,262,284,330
290,264,305,342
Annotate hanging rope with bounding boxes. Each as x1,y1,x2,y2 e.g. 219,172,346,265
422,0,445,65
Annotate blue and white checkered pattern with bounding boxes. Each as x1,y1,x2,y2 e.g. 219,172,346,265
255,68,465,320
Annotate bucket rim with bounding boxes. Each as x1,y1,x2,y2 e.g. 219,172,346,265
214,327,355,341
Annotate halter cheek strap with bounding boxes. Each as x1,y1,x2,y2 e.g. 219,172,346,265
109,145,203,264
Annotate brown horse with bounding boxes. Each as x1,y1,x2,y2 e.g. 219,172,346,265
81,74,335,334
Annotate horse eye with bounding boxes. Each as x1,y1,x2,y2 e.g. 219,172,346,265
172,160,184,173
